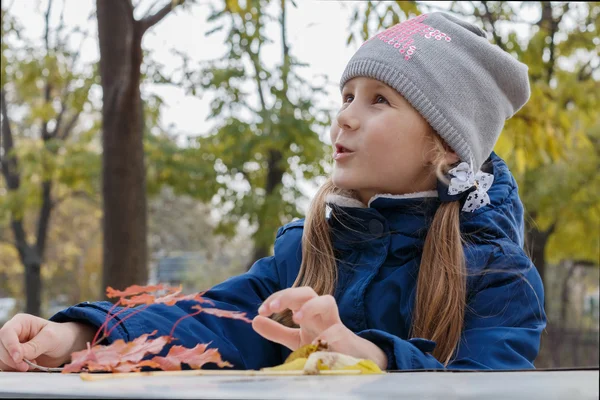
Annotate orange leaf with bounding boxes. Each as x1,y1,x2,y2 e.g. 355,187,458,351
151,343,233,370
156,291,215,307
119,293,159,307
111,360,162,373
86,360,113,372
191,305,252,323
62,344,100,374
118,290,216,308
106,284,168,298
62,331,169,373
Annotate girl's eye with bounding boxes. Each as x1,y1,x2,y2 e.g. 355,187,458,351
375,94,389,105
343,94,354,103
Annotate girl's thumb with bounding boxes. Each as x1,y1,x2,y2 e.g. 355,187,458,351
21,338,48,361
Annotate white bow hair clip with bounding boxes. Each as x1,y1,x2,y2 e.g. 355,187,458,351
447,162,494,212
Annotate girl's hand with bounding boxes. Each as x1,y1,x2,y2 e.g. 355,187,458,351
252,287,388,369
0,313,95,372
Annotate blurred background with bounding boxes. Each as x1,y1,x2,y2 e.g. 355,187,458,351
0,0,598,369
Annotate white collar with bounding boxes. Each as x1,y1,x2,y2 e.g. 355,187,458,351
325,190,438,209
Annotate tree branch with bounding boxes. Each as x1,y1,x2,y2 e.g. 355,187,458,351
35,180,53,258
44,0,53,54
0,89,21,191
41,85,53,141
480,1,507,52
577,58,594,81
422,2,475,18
35,0,57,259
51,101,67,138
42,0,54,141
57,111,81,140
280,0,290,97
11,219,32,263
141,0,164,18
139,0,185,34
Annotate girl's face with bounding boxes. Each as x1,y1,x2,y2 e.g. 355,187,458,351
330,77,452,204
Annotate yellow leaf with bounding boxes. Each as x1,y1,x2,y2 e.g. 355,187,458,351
339,359,382,374
303,351,383,375
284,340,328,363
262,348,384,375
261,358,307,372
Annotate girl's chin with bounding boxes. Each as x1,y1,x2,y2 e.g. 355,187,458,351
331,174,358,190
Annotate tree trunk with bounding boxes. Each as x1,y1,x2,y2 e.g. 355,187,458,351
97,1,148,296
2,89,44,316
551,260,577,367
524,214,555,291
245,149,285,271
11,221,42,316
24,262,42,315
248,245,271,271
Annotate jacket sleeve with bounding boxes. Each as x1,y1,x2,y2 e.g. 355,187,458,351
50,254,285,370
357,247,547,370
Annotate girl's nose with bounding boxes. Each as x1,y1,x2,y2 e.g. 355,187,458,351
336,108,360,131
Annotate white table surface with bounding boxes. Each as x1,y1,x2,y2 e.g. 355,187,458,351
0,369,598,399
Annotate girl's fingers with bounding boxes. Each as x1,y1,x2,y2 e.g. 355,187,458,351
0,341,20,371
0,318,30,372
258,287,318,316
313,323,354,350
293,295,341,331
252,316,301,351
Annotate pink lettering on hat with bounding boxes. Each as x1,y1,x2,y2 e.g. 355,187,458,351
363,14,451,61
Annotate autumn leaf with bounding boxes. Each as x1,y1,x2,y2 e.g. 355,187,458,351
106,284,168,298
109,284,215,308
156,292,215,307
285,340,329,363
190,305,252,323
63,284,240,374
119,293,162,307
119,290,216,307
62,330,169,373
149,343,233,371
111,360,162,373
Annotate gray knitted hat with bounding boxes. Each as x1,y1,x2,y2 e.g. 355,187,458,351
340,12,530,171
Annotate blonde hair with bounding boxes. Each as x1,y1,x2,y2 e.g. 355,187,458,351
273,133,465,366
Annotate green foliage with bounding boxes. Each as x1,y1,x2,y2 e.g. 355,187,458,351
0,3,102,308
174,0,332,252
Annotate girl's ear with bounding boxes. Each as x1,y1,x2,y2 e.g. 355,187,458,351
444,150,460,165
441,141,460,165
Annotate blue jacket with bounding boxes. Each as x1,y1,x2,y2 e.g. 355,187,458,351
51,152,546,370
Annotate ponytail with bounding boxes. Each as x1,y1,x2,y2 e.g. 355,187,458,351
411,200,466,365
272,178,340,326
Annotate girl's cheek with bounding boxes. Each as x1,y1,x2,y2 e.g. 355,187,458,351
330,124,339,143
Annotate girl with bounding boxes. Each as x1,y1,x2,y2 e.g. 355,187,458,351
0,12,546,372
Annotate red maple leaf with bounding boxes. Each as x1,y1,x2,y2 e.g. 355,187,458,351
119,290,215,308
106,284,168,298
149,343,233,371
156,292,215,307
191,305,252,323
63,331,168,373
110,360,162,373
67,283,252,374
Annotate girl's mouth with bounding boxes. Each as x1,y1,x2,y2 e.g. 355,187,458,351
333,144,355,161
